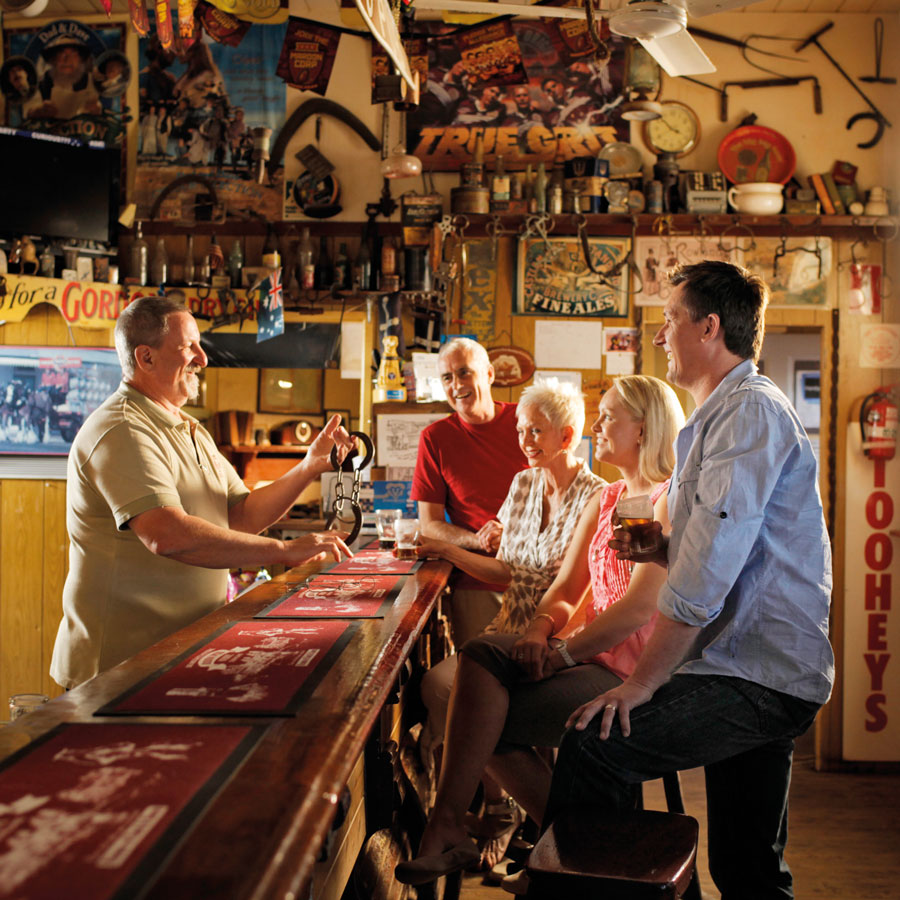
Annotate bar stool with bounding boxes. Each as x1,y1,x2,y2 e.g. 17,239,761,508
525,772,701,899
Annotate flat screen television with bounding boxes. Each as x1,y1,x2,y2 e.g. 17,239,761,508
0,127,120,244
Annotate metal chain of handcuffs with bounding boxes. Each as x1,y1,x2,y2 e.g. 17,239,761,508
326,430,375,545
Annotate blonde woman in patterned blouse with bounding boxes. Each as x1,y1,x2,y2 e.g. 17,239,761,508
415,379,604,868
397,375,685,886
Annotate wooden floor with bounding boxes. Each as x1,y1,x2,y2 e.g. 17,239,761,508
458,736,900,899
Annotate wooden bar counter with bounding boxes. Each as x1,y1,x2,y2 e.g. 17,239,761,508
0,548,452,900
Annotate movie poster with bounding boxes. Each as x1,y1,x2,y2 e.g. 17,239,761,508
133,19,288,220
406,21,628,171
2,19,127,146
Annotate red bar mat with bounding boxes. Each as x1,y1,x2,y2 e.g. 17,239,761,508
324,548,422,575
0,722,265,900
256,573,406,619
98,620,357,717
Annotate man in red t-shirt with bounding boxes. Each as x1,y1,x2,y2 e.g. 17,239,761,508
412,338,526,645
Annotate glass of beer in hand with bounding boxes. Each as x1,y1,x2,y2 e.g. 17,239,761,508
615,494,658,554
394,518,420,560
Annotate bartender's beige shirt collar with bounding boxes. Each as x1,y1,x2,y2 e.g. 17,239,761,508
119,381,198,430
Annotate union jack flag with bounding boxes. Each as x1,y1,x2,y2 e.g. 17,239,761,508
265,268,283,311
257,267,285,343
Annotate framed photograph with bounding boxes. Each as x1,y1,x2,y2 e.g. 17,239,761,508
258,369,323,415
515,236,630,317
0,346,121,455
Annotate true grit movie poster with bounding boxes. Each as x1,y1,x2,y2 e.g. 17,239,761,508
406,20,628,170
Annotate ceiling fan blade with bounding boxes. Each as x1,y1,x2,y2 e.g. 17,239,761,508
684,0,769,16
638,29,716,77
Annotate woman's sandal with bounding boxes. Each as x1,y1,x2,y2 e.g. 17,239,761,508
475,799,526,871
465,795,522,840
394,837,481,885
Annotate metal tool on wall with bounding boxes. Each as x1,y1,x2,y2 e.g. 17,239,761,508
860,18,896,85
719,77,821,121
796,22,892,148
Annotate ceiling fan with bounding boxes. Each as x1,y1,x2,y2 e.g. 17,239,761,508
411,0,764,77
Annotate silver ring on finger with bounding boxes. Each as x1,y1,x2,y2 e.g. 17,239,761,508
604,704,616,712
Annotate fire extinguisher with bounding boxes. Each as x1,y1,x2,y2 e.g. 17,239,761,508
859,387,898,460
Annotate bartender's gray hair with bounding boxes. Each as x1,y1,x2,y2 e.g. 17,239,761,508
517,379,585,447
115,295,190,379
437,337,491,371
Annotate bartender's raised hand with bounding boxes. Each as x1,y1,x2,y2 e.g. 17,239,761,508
476,519,503,554
282,531,352,566
306,415,357,475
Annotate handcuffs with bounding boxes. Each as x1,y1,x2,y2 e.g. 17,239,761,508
326,430,374,545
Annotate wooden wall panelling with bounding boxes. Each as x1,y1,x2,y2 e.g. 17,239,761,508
42,481,69,700
0,480,47,705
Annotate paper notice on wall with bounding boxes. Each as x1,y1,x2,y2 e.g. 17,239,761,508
376,413,448,467
605,353,635,375
534,370,582,390
859,324,900,369
534,320,605,370
341,320,364,378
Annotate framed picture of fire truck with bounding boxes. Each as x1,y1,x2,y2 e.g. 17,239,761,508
0,345,120,455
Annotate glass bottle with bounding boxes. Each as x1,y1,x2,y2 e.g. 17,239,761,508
297,227,315,289
491,156,510,208
352,240,371,293
184,234,196,284
130,221,148,285
314,235,333,290
534,162,548,214
39,243,55,278
151,236,168,287
228,239,244,289
262,225,280,269
334,242,349,290
373,334,406,402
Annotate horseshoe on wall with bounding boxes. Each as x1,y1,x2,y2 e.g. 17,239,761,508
149,175,219,221
268,98,382,179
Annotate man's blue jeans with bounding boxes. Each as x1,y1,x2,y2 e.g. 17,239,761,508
544,674,821,900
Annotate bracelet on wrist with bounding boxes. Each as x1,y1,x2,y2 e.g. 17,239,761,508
532,612,556,635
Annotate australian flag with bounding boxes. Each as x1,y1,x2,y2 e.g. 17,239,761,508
257,267,285,342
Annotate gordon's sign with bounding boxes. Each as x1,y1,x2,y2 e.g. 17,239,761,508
0,275,253,329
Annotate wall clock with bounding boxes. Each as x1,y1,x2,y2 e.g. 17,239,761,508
642,100,700,159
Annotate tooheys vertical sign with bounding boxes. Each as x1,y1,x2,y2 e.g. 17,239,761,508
353,0,419,97
843,424,900,760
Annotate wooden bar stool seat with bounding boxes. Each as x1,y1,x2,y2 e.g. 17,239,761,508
526,805,699,899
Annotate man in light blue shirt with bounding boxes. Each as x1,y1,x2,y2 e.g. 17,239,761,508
546,261,834,899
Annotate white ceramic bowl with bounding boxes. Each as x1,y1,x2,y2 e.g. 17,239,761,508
727,182,784,215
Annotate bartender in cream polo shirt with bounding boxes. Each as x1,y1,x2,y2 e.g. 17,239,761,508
51,296,353,689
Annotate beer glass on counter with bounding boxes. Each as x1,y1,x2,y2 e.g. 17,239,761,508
615,494,658,553
9,693,49,721
375,509,401,549
394,518,420,560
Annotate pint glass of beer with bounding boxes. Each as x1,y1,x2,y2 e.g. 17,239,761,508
615,494,658,553
395,518,419,560
375,509,401,549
